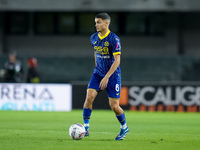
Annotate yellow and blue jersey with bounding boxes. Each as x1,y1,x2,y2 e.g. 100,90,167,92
90,30,121,79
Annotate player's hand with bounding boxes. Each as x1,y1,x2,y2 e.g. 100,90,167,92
99,76,109,90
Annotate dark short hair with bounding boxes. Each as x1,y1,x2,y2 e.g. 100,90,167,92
95,13,111,21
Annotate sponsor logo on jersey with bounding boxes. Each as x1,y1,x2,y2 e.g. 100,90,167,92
94,46,109,55
116,42,121,50
96,55,110,59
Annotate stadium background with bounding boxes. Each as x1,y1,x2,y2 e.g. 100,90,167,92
0,0,200,112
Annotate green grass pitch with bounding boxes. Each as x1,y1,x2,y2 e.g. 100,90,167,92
0,110,200,150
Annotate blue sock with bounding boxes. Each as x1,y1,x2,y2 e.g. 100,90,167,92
83,108,92,127
116,113,127,129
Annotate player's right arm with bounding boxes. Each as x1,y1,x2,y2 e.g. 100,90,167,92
94,52,97,67
90,34,97,67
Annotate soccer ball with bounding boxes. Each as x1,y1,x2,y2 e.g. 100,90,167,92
69,123,86,140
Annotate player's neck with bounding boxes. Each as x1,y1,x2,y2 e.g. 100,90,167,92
99,28,109,37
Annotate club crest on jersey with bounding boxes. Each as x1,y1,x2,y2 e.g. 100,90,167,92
104,41,109,47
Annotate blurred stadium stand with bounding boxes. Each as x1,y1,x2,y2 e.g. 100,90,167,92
1,55,200,83
0,0,200,83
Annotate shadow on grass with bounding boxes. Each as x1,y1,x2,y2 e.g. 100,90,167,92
65,138,132,142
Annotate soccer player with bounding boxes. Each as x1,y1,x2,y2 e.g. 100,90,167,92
83,12,129,140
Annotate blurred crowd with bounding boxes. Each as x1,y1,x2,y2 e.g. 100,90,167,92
0,51,40,83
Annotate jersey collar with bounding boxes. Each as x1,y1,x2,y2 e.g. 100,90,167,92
98,30,110,40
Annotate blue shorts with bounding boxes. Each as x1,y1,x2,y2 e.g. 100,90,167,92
88,73,121,99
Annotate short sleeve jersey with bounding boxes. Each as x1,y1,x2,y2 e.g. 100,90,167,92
90,30,121,79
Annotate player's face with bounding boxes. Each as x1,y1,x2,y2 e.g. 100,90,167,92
95,18,107,33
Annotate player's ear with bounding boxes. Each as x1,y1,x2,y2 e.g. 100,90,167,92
105,20,109,27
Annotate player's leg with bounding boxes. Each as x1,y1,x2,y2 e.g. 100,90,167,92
83,89,98,136
109,98,123,115
83,89,98,109
83,73,101,136
109,98,129,140
107,78,129,140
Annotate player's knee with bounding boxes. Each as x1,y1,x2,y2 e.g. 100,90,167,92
110,103,119,112
85,95,95,104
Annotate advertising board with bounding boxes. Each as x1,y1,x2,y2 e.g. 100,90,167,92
120,85,200,112
0,83,72,111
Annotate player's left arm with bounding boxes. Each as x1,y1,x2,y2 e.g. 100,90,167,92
99,54,120,90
